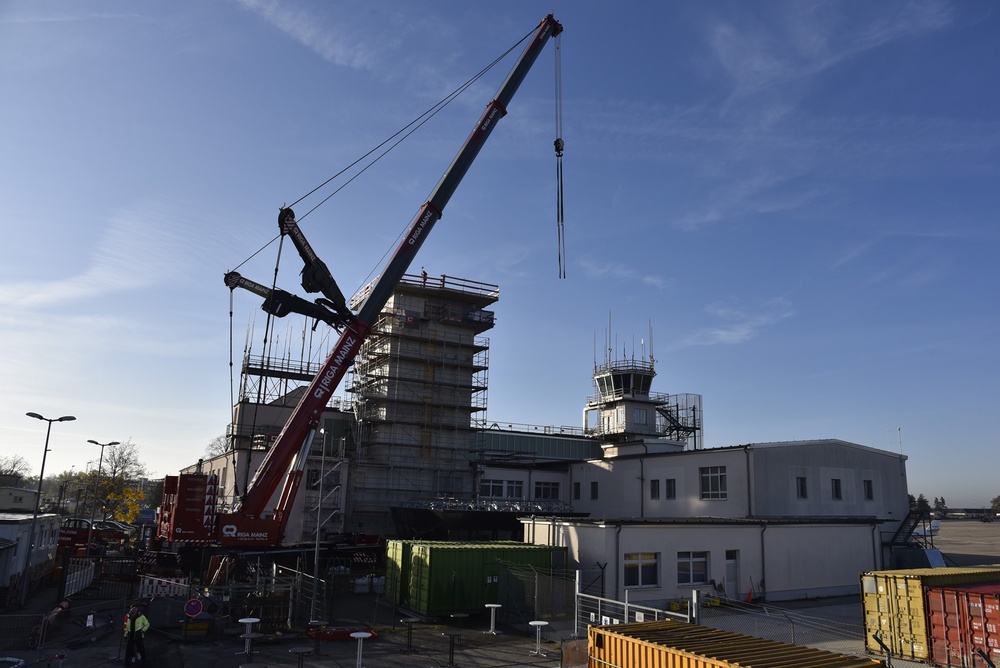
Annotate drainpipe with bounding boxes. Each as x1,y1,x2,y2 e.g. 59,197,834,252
759,522,767,602
743,445,753,517
639,456,645,518
614,522,623,601
871,521,880,570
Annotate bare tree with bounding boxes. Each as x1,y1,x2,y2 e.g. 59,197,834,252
204,434,229,458
0,454,31,478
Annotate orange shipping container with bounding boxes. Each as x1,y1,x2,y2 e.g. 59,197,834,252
926,583,1000,668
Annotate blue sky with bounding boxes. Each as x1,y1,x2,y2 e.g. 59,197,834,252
1,1,997,508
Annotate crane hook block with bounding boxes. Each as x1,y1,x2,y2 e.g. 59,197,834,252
554,137,564,157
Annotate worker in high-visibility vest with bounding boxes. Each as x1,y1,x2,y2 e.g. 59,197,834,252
123,605,150,664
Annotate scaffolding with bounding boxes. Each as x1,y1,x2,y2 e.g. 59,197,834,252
346,273,497,536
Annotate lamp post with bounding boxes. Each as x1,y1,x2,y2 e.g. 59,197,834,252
22,412,76,606
86,439,120,551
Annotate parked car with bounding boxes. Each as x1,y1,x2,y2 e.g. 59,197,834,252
92,520,131,541
97,519,136,536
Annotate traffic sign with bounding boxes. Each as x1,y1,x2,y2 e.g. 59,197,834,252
184,598,203,618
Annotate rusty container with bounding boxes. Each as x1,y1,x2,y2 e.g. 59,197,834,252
926,583,1000,668
861,567,1000,661
589,620,883,668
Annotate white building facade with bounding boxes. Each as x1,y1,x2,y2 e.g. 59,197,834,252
487,439,909,603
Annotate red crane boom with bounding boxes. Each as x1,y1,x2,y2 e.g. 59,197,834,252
159,14,563,547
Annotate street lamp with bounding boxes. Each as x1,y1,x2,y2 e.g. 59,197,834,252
86,439,120,550
22,412,76,606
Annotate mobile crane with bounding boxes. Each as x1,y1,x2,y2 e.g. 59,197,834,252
158,14,563,547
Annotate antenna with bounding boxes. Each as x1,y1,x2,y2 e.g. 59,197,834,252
648,319,654,364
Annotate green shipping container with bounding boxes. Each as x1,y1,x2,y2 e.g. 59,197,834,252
861,566,1000,661
385,539,413,605
404,542,564,617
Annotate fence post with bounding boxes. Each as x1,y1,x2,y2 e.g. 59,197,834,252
690,589,700,625
532,567,539,619
574,570,580,638
624,588,629,623
57,550,70,601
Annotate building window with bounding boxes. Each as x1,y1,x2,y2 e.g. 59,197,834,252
665,478,676,499
436,475,463,495
480,479,504,498
796,477,808,499
624,552,659,587
864,479,874,501
678,551,709,585
590,481,599,500
650,479,660,500
700,467,727,500
633,408,648,425
504,481,522,499
535,481,560,500
573,482,581,500
831,478,842,500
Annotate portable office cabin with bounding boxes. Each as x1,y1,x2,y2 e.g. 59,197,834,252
589,620,884,668
861,567,1000,662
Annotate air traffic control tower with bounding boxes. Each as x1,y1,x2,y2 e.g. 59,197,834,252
583,351,703,451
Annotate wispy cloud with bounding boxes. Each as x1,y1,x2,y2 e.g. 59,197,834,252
711,0,953,99
673,170,823,230
0,201,191,309
682,296,794,346
235,0,383,70
578,255,673,290
833,230,972,289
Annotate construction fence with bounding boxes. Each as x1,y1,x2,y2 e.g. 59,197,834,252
493,564,865,659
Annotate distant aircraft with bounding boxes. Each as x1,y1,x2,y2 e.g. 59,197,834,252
912,519,941,537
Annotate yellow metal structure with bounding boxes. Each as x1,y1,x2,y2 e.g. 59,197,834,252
589,620,883,668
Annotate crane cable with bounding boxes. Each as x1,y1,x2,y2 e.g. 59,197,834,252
554,31,566,279
223,25,540,494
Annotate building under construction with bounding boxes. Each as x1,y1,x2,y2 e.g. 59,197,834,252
191,270,705,544
345,272,498,537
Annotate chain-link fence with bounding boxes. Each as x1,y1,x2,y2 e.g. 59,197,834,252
62,556,137,601
567,573,867,659
697,600,866,657
0,613,46,651
496,560,574,633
